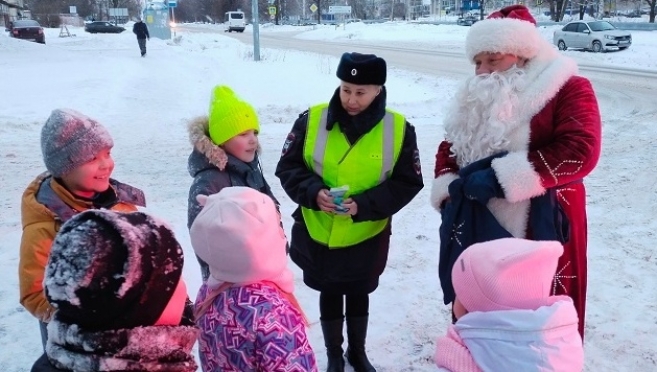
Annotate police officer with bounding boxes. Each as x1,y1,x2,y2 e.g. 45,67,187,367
276,52,424,372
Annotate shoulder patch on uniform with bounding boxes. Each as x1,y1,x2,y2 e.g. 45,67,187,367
281,133,295,157
413,149,422,175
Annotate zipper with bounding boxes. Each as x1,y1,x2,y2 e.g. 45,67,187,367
337,132,366,164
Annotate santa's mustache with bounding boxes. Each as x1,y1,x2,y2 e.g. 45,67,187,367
464,66,527,117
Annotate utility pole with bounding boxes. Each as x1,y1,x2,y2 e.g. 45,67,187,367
252,0,261,61
275,0,280,24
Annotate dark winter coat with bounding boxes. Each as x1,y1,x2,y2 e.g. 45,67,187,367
132,21,149,39
187,117,279,228
31,354,65,372
276,87,424,294
187,117,280,279
31,305,198,372
438,153,570,305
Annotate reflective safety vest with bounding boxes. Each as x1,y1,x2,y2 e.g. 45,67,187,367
301,103,406,248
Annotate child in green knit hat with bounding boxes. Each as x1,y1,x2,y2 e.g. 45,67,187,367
187,85,282,281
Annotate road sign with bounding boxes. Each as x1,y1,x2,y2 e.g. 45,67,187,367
268,6,277,15
109,8,128,17
168,0,177,7
310,4,318,13
328,5,351,14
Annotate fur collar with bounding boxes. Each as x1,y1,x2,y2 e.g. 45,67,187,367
46,319,198,371
187,116,263,173
512,45,578,124
188,116,228,171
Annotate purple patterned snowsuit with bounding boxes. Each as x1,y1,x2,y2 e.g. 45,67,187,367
195,282,318,371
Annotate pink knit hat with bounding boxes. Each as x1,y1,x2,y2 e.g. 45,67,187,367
452,238,564,312
189,187,293,293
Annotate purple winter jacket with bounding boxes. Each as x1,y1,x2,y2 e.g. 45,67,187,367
195,282,318,372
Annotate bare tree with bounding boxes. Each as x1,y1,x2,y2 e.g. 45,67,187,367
647,0,656,22
546,0,569,21
174,0,206,22
62,0,97,18
108,0,138,8
350,0,368,20
30,0,67,26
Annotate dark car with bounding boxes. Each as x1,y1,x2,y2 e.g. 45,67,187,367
6,20,45,44
84,21,125,34
456,15,479,26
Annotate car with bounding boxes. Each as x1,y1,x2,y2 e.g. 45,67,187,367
6,19,45,44
224,11,245,33
456,15,479,26
84,21,125,34
553,20,631,52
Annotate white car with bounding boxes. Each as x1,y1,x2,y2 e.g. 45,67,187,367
224,11,245,33
553,20,632,52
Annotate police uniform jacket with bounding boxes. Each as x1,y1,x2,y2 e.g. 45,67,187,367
275,87,424,294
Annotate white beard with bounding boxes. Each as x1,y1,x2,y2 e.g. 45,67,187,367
444,66,529,167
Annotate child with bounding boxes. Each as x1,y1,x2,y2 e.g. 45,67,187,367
187,85,281,281
434,238,584,371
19,109,145,350
31,210,198,371
190,187,317,372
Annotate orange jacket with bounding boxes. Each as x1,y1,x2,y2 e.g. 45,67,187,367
18,173,143,322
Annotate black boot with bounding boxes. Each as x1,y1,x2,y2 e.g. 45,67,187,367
345,316,376,372
321,319,345,372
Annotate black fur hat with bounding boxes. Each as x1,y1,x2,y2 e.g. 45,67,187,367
336,52,387,85
44,210,184,331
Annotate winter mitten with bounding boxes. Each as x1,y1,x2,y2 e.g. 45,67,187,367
462,168,505,204
447,177,464,199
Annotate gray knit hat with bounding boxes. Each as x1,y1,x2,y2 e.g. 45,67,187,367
41,109,114,177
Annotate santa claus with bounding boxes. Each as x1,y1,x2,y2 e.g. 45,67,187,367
431,5,601,339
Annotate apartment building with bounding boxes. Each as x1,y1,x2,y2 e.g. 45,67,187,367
1,0,26,27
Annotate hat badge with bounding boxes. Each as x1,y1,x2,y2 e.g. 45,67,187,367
351,68,357,76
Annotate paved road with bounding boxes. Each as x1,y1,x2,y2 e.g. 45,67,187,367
179,23,656,131
183,24,657,82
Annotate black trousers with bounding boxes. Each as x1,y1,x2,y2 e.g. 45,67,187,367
137,38,147,55
320,292,369,321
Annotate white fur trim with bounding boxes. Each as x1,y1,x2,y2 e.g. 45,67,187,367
518,50,577,120
431,173,459,211
466,18,542,61
491,151,545,203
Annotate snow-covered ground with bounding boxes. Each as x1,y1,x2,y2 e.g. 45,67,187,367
0,22,655,371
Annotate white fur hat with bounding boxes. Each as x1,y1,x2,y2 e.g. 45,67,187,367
465,5,542,62
189,187,293,293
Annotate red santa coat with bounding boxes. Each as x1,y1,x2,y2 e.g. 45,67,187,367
431,52,601,338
